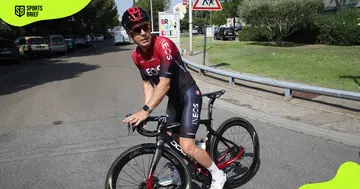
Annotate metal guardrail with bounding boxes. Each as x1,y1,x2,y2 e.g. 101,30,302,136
182,58,360,101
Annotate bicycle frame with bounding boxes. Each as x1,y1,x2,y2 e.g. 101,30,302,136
144,97,244,188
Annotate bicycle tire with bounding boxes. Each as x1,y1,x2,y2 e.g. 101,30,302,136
105,143,192,189
210,117,260,188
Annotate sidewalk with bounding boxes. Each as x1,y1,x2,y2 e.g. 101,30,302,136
182,51,360,147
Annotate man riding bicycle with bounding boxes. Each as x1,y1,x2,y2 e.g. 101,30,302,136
122,6,226,189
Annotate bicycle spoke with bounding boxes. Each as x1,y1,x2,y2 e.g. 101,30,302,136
125,160,146,179
141,154,147,178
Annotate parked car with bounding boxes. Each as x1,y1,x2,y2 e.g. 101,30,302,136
73,35,87,48
14,36,50,59
47,35,67,54
0,38,22,64
63,35,76,52
214,27,236,41
113,31,130,45
94,33,104,42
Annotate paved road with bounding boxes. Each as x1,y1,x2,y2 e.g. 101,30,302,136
0,40,359,189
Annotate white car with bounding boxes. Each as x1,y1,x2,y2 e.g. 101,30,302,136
47,35,67,53
113,31,130,45
94,33,104,42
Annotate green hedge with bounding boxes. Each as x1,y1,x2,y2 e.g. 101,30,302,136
314,8,360,46
237,26,269,42
237,8,360,46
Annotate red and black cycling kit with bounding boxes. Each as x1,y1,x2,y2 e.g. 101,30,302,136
132,36,202,139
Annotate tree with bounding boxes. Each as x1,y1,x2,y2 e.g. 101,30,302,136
223,0,243,26
210,11,227,26
239,0,324,45
133,0,171,31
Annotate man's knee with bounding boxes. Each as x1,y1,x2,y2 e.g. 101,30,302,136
179,137,196,156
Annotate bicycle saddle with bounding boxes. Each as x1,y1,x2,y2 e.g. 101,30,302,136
201,90,226,99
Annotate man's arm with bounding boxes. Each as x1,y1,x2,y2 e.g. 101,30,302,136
143,80,154,104
145,38,177,111
145,77,170,111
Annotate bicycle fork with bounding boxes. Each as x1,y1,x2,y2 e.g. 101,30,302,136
146,139,165,189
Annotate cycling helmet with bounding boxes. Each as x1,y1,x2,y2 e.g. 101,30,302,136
121,6,151,31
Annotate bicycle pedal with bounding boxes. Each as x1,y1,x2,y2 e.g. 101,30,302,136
201,180,211,189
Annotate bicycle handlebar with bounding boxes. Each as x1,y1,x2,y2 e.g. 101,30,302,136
126,114,168,137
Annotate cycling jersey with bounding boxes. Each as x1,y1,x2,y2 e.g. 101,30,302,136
132,36,202,139
132,36,196,97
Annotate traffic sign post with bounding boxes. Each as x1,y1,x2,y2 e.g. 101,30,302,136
191,0,222,70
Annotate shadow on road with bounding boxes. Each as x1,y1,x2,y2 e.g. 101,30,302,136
64,41,134,58
0,58,100,96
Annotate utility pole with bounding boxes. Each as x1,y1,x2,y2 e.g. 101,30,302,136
150,0,154,32
189,0,193,55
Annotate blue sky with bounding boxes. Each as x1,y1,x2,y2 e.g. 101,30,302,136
116,0,182,20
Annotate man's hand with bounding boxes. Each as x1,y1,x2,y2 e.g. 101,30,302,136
123,110,150,127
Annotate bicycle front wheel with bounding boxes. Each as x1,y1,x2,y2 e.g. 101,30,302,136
210,117,260,188
105,143,192,189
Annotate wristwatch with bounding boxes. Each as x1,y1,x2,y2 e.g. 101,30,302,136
143,105,152,114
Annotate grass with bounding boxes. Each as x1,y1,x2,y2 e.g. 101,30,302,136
180,36,360,92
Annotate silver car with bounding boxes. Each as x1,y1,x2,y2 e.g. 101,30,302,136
47,35,67,53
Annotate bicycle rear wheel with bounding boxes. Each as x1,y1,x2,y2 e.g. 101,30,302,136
105,143,192,189
210,117,260,188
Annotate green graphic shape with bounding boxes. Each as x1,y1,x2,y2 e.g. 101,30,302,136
0,0,92,27
299,161,360,189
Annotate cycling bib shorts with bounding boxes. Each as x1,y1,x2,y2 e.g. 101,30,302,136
166,84,202,139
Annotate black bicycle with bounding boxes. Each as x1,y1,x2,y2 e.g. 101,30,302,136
105,90,260,189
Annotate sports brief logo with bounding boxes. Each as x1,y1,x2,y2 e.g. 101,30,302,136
15,6,25,17
15,5,43,18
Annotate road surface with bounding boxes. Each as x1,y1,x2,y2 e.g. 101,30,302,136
0,40,359,189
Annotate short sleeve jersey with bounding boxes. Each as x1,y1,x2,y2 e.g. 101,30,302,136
132,36,196,97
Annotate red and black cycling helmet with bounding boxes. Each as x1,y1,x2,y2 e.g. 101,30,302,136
121,6,151,31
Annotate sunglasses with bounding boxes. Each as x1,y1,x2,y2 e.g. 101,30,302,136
131,22,151,35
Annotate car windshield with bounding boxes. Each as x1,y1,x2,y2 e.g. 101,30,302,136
30,38,47,44
51,36,64,43
225,28,234,33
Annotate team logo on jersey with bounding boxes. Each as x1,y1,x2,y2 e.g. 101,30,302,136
145,65,161,77
160,39,173,60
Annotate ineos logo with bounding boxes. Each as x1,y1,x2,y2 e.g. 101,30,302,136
192,103,199,125
145,65,160,77
160,40,173,61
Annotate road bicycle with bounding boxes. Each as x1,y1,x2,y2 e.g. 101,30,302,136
105,89,260,189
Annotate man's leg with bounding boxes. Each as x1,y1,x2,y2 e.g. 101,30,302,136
179,85,226,189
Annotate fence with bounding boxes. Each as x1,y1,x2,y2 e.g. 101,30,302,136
182,58,360,101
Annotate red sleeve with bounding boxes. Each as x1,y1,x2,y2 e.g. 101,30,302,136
132,50,148,81
156,37,179,79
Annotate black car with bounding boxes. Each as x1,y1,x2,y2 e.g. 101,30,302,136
0,38,22,64
214,27,236,41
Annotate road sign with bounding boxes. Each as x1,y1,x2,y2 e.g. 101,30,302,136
192,0,222,11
